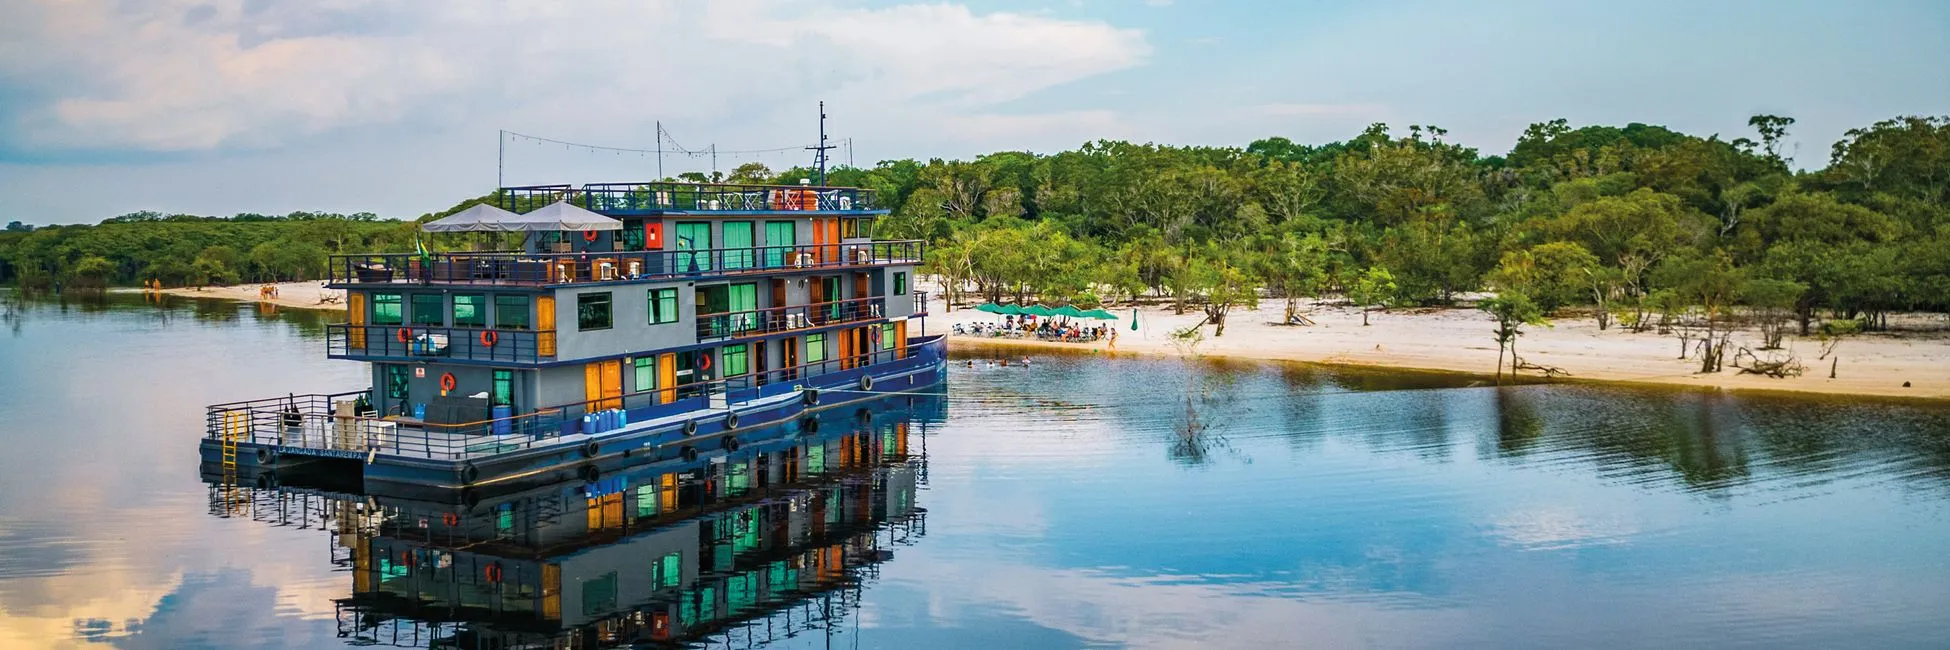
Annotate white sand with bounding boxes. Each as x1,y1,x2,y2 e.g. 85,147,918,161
159,278,1949,400
930,288,1950,401
157,281,346,311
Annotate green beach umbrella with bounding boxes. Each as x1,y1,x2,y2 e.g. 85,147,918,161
1053,304,1086,318
1023,305,1056,317
995,304,1025,315
1083,309,1118,320
974,303,1003,314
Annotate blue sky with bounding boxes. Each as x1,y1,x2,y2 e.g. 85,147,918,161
1,0,1945,224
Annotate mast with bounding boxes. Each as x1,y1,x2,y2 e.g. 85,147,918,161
807,101,835,185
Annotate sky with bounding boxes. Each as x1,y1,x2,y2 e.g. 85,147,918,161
1,0,1945,224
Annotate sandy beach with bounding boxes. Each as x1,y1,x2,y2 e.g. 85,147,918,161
150,279,1949,401
154,281,346,311
930,289,1950,401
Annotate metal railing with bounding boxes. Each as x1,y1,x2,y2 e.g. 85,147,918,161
498,181,880,215
206,336,944,461
329,241,925,287
697,296,884,341
326,324,555,363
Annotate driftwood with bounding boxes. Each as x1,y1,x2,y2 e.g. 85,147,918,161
1733,347,1805,378
1512,356,1570,378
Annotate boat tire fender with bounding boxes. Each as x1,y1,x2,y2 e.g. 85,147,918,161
578,464,600,482
255,447,277,466
800,417,820,435
723,436,740,452
460,463,480,484
859,375,873,392
803,389,819,406
680,445,699,462
683,420,698,436
724,412,739,430
580,441,599,458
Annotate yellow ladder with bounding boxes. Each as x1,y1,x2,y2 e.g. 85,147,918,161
220,410,246,515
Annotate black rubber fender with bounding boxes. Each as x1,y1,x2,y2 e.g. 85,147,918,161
724,412,740,430
803,388,820,406
461,463,480,484
800,417,820,435
680,445,699,462
255,447,277,465
580,441,600,458
683,419,698,435
859,375,874,391
723,436,740,452
577,464,600,482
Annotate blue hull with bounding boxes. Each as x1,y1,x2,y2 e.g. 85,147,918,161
199,335,947,493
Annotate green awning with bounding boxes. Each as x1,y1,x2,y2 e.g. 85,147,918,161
1022,305,1056,317
1053,305,1087,318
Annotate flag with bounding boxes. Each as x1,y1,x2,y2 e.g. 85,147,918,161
415,234,431,265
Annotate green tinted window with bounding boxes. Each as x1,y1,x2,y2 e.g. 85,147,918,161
491,369,513,407
805,334,825,363
893,272,907,295
373,293,402,325
723,344,748,377
494,295,530,329
882,323,897,350
582,572,618,616
577,292,612,331
453,294,485,327
385,365,409,398
411,294,443,325
633,357,655,392
649,288,679,324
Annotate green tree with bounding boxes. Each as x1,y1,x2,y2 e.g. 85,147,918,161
1347,266,1398,326
1479,291,1547,383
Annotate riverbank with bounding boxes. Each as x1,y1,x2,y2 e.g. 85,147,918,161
149,281,344,311
932,292,1950,402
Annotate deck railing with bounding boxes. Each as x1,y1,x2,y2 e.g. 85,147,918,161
329,241,924,287
206,337,944,461
326,324,555,363
697,296,884,342
499,181,879,215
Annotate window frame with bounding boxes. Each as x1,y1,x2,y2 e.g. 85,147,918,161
633,356,656,392
410,294,444,326
649,288,679,325
881,323,897,350
805,333,826,364
494,295,531,330
453,294,486,328
723,344,749,377
372,293,403,326
893,272,907,296
576,292,613,331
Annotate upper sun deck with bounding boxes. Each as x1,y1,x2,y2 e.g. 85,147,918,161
500,180,886,216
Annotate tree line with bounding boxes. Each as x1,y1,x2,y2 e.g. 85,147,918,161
7,114,1948,367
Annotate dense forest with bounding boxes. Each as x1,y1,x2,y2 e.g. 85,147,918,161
6,114,1948,356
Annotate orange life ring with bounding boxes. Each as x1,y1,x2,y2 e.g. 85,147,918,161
440,373,457,391
402,550,416,567
442,512,458,526
699,354,713,372
397,327,411,343
582,230,599,242
871,326,882,345
480,330,498,347
484,562,503,584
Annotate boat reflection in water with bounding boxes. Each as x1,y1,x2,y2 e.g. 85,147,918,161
206,393,946,649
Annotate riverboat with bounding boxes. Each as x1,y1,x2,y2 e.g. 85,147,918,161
198,180,946,494
206,392,938,647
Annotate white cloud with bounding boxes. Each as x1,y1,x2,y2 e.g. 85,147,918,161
0,0,1150,155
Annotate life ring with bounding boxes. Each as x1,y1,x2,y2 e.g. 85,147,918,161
800,417,820,434
442,512,459,527
682,420,698,435
802,388,820,406
871,326,881,345
484,562,503,584
724,412,740,430
580,441,600,458
722,436,740,452
578,464,600,482
582,230,599,242
480,330,498,347
858,375,873,391
699,354,713,373
397,327,411,343
680,445,699,462
439,373,457,392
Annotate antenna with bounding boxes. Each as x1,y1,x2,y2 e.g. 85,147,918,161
806,101,836,185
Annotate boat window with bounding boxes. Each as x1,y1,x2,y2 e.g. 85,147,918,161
841,218,859,239
411,294,444,326
655,552,682,589
723,344,749,377
882,323,897,350
649,288,679,325
805,333,826,364
373,293,403,325
582,571,618,616
494,295,530,330
633,357,655,392
491,370,513,407
453,294,486,327
385,365,409,399
577,292,612,331
893,272,907,296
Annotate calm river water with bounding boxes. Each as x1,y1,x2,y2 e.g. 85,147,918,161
3,291,1949,649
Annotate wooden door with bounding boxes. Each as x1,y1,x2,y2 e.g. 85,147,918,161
348,293,367,349
657,353,676,404
753,340,769,386
853,273,871,317
895,320,908,359
838,326,853,370
809,275,826,324
537,295,556,356
825,219,842,263
784,337,799,380
585,360,621,411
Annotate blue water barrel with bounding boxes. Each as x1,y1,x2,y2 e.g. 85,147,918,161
617,409,629,428
491,405,512,435
412,403,427,420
